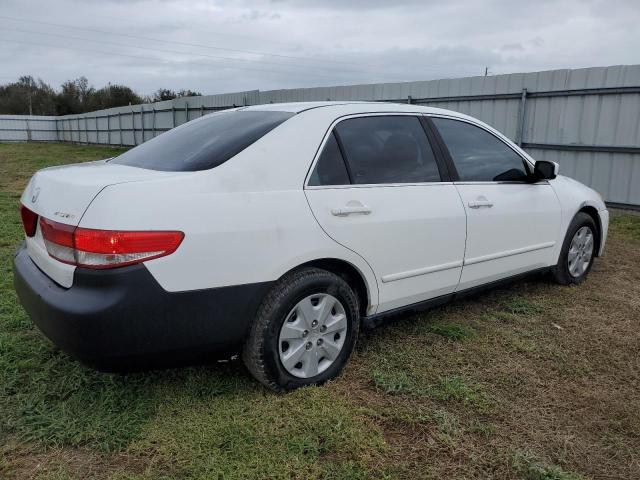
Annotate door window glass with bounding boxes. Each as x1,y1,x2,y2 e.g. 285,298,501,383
432,117,528,182
335,116,441,184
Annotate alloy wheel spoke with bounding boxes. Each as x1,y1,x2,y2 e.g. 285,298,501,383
280,322,306,340
319,338,341,360
323,314,347,334
568,249,578,264
296,298,317,329
316,296,336,326
303,348,319,377
281,341,307,370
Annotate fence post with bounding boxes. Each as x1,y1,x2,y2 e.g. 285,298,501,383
55,118,59,142
184,101,188,124
200,104,204,117
516,88,528,146
140,106,145,143
25,118,31,141
107,114,111,145
151,106,156,138
84,117,89,144
118,112,123,147
132,108,136,145
407,95,412,104
172,104,176,129
77,117,81,143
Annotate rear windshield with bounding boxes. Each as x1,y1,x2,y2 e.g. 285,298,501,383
110,110,294,172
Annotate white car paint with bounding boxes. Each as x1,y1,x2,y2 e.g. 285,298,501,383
20,101,608,315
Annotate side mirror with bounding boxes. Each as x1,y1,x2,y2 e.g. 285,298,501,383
533,160,558,180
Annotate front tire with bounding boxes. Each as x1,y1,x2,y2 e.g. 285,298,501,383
552,212,597,285
243,267,360,391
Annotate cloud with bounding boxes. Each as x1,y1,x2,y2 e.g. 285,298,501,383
0,0,637,96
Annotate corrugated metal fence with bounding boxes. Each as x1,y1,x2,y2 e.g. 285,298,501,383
1,65,639,206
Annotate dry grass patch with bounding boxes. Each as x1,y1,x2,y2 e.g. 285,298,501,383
1,143,639,479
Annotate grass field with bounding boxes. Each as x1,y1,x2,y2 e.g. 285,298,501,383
1,142,639,479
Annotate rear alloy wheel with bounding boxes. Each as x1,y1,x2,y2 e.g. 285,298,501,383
243,268,359,391
278,293,348,379
552,212,597,285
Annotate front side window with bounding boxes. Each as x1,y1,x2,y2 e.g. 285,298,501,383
432,117,529,182
111,110,294,172
334,116,441,185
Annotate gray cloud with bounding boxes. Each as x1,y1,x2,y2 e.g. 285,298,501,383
0,0,638,96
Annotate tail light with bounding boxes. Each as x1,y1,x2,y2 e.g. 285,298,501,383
20,204,38,237
39,217,184,269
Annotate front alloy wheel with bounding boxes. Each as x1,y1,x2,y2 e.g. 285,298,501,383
552,212,597,285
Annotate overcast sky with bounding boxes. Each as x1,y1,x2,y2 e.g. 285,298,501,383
1,0,638,96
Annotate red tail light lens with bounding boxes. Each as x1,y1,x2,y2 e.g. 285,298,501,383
39,217,184,269
20,204,38,237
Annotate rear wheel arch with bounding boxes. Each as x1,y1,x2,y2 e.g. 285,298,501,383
287,258,371,318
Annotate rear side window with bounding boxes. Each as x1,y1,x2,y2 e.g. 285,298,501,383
111,110,294,172
432,117,528,182
308,132,350,186
335,116,441,185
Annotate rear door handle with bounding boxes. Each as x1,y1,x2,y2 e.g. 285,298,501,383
468,200,494,209
331,206,372,216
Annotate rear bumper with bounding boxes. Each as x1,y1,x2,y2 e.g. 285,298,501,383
13,244,272,371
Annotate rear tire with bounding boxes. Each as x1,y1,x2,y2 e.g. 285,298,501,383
552,212,597,285
242,267,360,391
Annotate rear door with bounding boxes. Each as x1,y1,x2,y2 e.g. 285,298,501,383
305,114,467,313
429,116,561,290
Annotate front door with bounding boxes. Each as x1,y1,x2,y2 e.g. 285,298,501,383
429,116,561,290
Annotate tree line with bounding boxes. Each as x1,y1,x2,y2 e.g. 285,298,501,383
0,76,202,116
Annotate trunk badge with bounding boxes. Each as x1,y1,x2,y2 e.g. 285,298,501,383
31,187,41,204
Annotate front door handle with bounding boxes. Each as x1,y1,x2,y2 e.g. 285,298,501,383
331,205,372,216
468,200,494,209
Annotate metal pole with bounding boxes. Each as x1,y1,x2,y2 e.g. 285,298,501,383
77,117,81,143
54,118,59,142
107,115,111,145
172,104,176,129
516,88,528,146
132,109,136,146
407,95,412,104
200,104,204,117
152,106,156,138
84,117,89,144
118,112,123,147
184,101,188,124
140,106,145,143
25,118,31,141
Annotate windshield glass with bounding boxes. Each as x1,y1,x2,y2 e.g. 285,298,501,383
111,110,294,171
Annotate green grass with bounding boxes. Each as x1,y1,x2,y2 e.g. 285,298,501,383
422,321,476,340
610,213,640,242
2,142,640,479
513,452,586,480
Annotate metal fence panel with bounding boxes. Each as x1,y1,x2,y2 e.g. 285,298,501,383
1,67,640,206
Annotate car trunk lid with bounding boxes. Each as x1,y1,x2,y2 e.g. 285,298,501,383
20,159,185,287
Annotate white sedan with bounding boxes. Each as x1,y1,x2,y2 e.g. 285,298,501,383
14,101,608,390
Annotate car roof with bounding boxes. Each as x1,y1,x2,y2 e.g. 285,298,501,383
240,101,463,117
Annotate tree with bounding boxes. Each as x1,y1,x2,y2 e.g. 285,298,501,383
150,88,202,102
0,76,198,115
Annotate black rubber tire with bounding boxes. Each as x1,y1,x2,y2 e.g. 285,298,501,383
551,212,597,285
242,267,360,391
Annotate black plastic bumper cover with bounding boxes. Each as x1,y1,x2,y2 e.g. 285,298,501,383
13,244,272,371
